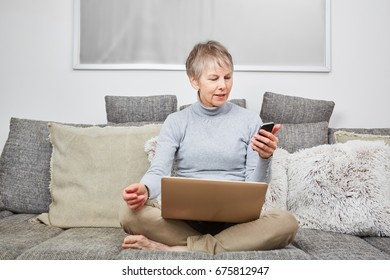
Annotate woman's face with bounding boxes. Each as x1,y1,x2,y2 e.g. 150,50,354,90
190,62,233,108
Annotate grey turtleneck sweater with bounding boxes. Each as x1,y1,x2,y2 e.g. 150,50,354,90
141,101,272,199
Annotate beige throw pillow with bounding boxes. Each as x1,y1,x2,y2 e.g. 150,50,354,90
334,131,390,145
39,122,162,228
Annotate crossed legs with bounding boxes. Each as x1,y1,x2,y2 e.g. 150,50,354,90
119,200,298,254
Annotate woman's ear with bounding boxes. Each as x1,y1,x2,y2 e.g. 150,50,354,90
189,77,199,90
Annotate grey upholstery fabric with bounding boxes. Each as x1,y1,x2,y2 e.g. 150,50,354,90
179,99,246,111
363,237,390,255
105,95,177,123
0,118,53,213
328,128,390,144
0,214,63,260
116,250,213,260
293,229,390,260
214,245,311,260
229,98,246,108
17,227,126,260
0,210,13,219
277,122,329,153
260,92,335,124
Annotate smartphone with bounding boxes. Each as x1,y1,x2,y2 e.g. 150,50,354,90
259,122,275,134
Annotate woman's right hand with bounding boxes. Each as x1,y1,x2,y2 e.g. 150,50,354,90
122,183,149,211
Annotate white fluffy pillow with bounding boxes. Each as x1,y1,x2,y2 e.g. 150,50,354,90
287,140,390,236
263,148,289,211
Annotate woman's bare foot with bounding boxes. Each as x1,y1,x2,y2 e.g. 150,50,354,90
122,235,188,252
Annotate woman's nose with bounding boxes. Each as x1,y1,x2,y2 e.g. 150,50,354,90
218,78,226,89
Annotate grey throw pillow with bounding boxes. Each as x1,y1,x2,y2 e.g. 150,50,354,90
0,118,53,213
260,92,335,124
105,95,177,123
277,122,329,153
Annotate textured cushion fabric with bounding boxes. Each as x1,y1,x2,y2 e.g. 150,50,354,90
293,229,390,260
179,99,246,110
214,245,311,260
17,227,126,260
334,130,390,145
0,118,53,213
39,123,162,228
0,194,4,210
0,210,13,219
363,237,390,255
328,128,390,144
229,98,246,108
277,122,329,153
116,249,213,260
262,148,289,211
0,214,63,260
105,95,177,123
287,141,390,236
260,92,335,124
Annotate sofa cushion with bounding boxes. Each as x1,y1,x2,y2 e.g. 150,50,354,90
0,194,4,210
105,95,177,123
214,244,311,260
17,227,126,260
287,141,390,236
293,229,390,260
334,130,390,145
0,118,53,213
116,249,213,260
0,210,13,219
277,122,329,153
260,92,335,124
39,123,162,228
363,237,390,256
0,214,63,260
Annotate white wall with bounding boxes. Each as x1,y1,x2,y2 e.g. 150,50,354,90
1,0,390,152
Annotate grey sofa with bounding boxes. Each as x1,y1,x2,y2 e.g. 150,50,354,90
1,92,390,260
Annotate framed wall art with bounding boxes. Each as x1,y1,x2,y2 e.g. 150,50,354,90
73,0,331,72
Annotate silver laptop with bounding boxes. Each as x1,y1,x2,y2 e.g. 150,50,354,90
161,177,268,223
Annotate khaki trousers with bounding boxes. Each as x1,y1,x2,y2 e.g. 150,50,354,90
119,199,298,254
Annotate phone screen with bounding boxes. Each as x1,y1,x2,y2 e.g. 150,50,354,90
259,122,274,133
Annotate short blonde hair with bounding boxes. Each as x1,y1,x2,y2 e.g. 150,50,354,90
185,41,233,80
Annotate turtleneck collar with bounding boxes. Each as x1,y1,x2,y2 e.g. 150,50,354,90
193,93,232,117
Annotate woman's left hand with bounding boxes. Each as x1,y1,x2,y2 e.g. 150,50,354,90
251,124,281,159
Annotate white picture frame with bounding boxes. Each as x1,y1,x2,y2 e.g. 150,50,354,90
73,0,331,72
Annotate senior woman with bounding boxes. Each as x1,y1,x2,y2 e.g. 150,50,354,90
119,41,298,254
